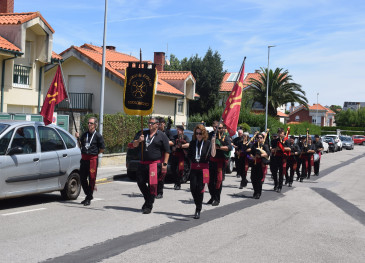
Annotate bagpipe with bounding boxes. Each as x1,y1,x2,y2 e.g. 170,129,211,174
277,126,291,156
215,130,231,159
299,128,310,157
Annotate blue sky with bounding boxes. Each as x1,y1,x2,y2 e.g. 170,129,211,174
15,0,365,107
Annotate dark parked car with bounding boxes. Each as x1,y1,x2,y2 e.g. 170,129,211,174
323,137,337,152
340,136,354,150
126,129,193,182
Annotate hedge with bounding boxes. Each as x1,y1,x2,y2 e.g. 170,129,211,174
81,113,149,154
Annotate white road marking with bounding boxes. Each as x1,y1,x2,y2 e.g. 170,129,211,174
1,207,47,216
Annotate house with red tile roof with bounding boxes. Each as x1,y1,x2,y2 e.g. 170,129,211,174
288,103,335,127
45,47,195,125
0,1,54,113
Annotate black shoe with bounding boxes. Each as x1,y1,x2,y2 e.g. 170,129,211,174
207,198,213,205
236,174,241,178
315,173,319,176
254,194,260,199
307,176,310,179
274,186,277,191
174,184,181,190
194,209,201,219
284,181,288,185
156,194,163,199
83,199,91,206
288,182,292,187
239,185,243,189
142,202,147,210
142,207,152,214
276,188,281,193
212,200,220,206
300,178,303,182
296,177,299,181
81,198,88,204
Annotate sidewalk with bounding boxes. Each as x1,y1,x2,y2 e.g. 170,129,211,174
96,164,127,184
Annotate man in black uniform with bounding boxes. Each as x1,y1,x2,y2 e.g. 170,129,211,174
270,128,290,193
250,133,270,199
133,117,170,214
75,117,105,206
233,130,251,188
208,122,232,206
286,135,300,187
171,125,190,190
156,117,174,199
313,135,324,176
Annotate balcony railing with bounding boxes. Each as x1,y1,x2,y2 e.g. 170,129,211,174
56,92,93,112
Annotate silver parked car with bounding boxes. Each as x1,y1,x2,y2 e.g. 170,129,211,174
0,121,81,200
340,135,354,150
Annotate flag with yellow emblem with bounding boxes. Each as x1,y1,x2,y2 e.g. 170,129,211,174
222,58,246,136
40,65,68,125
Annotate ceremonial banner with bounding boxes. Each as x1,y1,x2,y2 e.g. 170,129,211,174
222,58,246,136
40,65,67,125
123,63,157,116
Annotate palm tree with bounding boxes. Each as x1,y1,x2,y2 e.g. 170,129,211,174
246,67,308,116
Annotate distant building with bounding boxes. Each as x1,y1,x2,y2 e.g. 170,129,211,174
343,102,365,111
288,104,335,127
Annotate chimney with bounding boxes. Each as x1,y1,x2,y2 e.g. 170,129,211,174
154,52,165,71
106,46,116,51
0,0,14,13
254,69,261,73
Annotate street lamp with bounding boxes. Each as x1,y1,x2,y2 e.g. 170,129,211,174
265,45,275,131
316,92,319,126
99,0,108,136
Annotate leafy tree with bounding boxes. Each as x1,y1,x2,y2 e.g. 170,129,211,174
165,48,225,115
335,108,365,127
247,67,308,116
329,105,342,114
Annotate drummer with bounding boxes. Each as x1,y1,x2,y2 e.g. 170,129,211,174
305,137,316,179
313,135,324,176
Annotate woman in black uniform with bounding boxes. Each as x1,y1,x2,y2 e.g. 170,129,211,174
187,124,216,219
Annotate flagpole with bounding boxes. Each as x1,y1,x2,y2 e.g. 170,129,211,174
58,63,79,135
99,0,108,136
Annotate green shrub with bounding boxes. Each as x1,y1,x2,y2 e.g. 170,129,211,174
81,113,149,153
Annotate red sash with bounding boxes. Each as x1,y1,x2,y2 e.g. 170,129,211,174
310,155,314,166
140,160,160,196
244,158,249,172
282,157,287,176
173,151,185,177
262,163,267,182
82,154,98,192
210,157,225,189
158,154,166,182
191,162,209,193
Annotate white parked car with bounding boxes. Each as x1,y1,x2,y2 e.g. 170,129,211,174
320,137,329,153
0,121,81,200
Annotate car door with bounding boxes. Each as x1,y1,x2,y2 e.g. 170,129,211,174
0,126,40,198
38,126,67,191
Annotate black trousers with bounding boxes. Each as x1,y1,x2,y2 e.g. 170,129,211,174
272,156,284,188
236,155,248,185
314,157,321,175
190,169,205,211
208,161,225,202
136,163,160,209
171,155,183,186
300,158,308,179
251,163,263,195
296,157,301,178
80,159,98,200
286,157,297,183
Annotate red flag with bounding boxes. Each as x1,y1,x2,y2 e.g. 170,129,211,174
222,59,246,136
40,65,67,125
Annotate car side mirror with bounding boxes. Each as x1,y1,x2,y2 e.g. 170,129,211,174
7,146,23,155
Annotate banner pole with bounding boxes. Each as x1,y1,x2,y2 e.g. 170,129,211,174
139,48,144,161
58,63,79,134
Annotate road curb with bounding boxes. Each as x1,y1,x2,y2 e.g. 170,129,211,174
96,174,127,184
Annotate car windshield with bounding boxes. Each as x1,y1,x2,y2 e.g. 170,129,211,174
324,137,334,142
0,124,9,135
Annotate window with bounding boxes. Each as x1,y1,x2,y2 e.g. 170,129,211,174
295,116,300,121
13,64,31,87
38,126,65,152
177,100,184,114
56,128,76,149
0,129,14,155
10,126,37,154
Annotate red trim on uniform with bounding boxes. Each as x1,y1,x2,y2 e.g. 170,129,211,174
82,154,98,192
210,157,225,189
140,160,161,196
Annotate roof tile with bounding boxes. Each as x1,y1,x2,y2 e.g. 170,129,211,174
0,12,55,33
0,35,20,52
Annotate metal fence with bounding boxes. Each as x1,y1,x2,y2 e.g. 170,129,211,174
56,92,93,111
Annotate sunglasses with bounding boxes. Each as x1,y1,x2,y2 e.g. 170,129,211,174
195,132,203,135
148,122,158,125
88,122,95,125
257,137,263,139
218,127,223,130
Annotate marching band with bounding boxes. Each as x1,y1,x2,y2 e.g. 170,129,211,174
133,120,324,219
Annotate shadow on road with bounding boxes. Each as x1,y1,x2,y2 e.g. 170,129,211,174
0,193,63,210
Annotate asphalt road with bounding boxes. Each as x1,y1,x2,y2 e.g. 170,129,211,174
1,146,365,263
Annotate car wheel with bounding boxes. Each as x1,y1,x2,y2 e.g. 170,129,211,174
181,159,191,183
127,170,136,180
362,141,365,146
61,172,81,200
226,158,235,174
